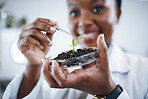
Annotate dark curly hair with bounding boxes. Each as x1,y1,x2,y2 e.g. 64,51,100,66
67,0,122,9
116,0,122,9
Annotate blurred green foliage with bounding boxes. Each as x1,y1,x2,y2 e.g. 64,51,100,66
18,17,27,27
6,15,14,28
0,3,4,10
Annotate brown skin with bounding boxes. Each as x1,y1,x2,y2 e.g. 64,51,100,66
68,0,120,47
43,0,121,96
17,0,121,98
43,34,116,96
17,18,58,99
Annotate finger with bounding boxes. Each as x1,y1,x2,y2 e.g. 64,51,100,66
46,33,54,41
52,62,66,86
61,68,70,75
36,18,58,26
43,58,60,88
22,21,56,34
18,36,41,53
35,18,58,39
19,29,52,54
97,34,108,59
20,29,51,43
96,34,108,69
82,61,96,69
53,62,86,87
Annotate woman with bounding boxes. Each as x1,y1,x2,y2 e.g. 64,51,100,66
3,0,148,99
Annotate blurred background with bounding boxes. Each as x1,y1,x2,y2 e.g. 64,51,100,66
0,0,148,98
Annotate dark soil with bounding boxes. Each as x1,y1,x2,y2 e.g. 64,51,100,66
52,48,98,67
54,48,97,60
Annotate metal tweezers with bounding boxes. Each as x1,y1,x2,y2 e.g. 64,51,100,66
54,25,73,36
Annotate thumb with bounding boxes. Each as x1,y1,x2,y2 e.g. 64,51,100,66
42,58,51,72
97,34,108,60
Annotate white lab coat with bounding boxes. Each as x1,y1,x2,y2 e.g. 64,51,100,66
3,43,148,99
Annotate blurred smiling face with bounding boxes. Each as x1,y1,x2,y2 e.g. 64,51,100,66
68,0,120,47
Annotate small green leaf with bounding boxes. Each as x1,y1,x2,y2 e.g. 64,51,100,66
75,41,80,46
72,48,75,53
72,38,75,46
76,35,87,41
73,46,75,50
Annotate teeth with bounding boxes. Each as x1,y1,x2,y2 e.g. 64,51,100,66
78,32,98,41
77,32,97,41
83,33,96,38
79,31,84,35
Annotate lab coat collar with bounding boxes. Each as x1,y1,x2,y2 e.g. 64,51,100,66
109,43,131,73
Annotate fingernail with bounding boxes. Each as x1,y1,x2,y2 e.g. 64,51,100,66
47,37,50,42
101,34,107,47
46,38,52,46
50,27,56,31
52,61,55,68
49,20,53,23
40,45,43,49
51,61,55,74
48,43,52,47
101,34,105,41
50,41,53,45
47,41,52,46
41,58,45,66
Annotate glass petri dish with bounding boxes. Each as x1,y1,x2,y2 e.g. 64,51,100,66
49,47,98,68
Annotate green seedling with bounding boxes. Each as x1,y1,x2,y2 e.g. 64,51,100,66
70,35,87,55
